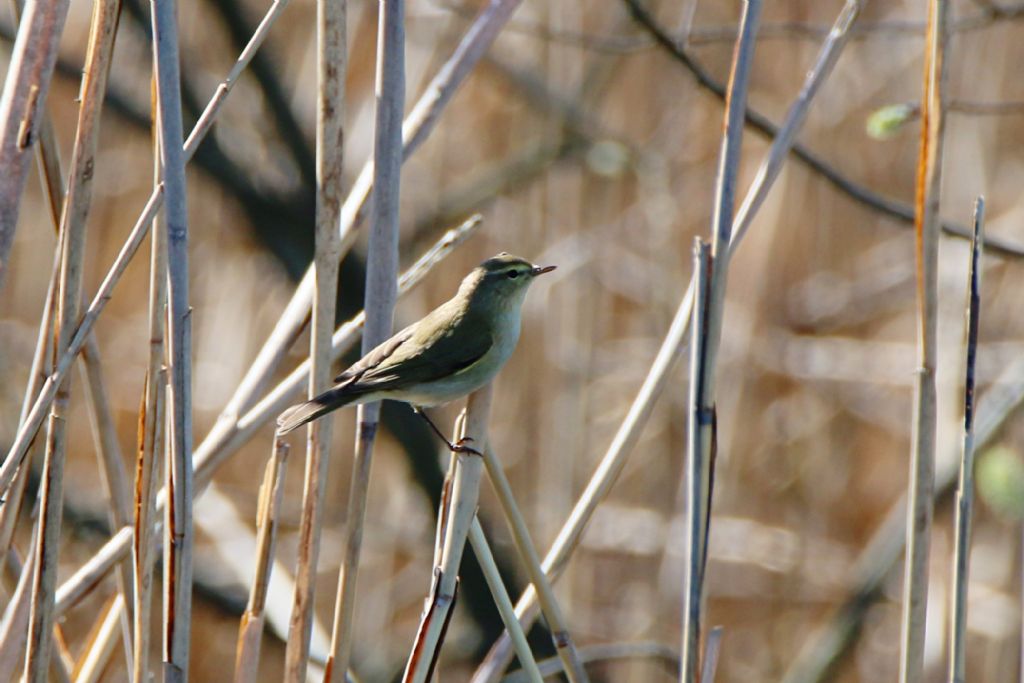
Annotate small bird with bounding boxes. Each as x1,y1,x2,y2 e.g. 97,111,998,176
276,252,556,450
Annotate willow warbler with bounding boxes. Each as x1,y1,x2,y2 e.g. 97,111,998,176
276,253,555,443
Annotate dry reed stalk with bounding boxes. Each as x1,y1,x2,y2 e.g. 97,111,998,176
134,367,165,682
781,355,1024,683
0,0,70,290
319,1,403,677
0,234,59,564
466,518,543,683
403,386,493,682
699,627,723,683
472,281,696,682
134,103,169,682
150,0,194,674
479,445,589,681
24,0,126,668
0,530,37,678
682,5,761,679
900,2,949,681
682,239,712,683
215,0,524,428
234,438,290,683
71,594,124,683
730,0,861,247
282,0,345,674
18,0,135,659
947,197,984,683
50,220,482,611
0,0,294,495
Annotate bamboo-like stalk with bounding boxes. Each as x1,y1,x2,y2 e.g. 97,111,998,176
134,92,169,682
213,0,524,430
23,0,125,667
71,595,124,683
0,531,37,678
283,0,345,675
699,627,724,683
0,232,59,565
150,0,194,674
0,0,70,291
403,386,493,682
479,445,589,681
320,1,403,678
730,0,861,248
473,281,695,683
947,197,984,683
466,518,542,683
0,0,294,497
682,239,712,683
682,5,761,679
134,367,165,682
234,438,290,683
50,220,482,613
900,2,950,682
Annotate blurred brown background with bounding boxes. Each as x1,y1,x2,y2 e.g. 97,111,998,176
3,0,1024,680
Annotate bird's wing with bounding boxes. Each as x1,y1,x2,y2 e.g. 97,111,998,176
333,321,417,384
334,308,492,394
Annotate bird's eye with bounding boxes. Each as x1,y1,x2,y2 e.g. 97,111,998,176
506,270,519,279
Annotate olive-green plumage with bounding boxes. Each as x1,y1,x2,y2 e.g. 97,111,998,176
276,252,555,434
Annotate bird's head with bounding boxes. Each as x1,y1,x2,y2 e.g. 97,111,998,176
459,252,556,311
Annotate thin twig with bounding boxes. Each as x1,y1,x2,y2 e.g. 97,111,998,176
699,627,724,683
71,595,124,683
0,0,70,291
480,445,589,681
467,518,543,683
900,2,949,681
948,197,984,683
621,0,1024,260
404,386,493,682
731,0,861,247
283,0,346,673
235,438,290,683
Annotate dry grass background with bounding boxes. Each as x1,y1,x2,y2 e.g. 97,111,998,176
2,0,1024,680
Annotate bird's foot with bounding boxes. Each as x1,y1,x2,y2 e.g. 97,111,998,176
449,436,482,457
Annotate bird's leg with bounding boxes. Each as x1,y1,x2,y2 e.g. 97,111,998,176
411,405,482,456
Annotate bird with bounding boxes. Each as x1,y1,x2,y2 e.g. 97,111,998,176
276,252,556,452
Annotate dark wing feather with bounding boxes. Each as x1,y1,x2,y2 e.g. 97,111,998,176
335,304,492,395
333,322,416,384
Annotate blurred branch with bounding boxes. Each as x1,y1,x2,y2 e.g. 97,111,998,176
782,355,1024,683
622,0,1024,260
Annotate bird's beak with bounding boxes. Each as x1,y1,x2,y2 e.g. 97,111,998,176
531,264,557,276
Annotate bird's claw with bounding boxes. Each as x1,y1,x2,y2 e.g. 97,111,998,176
451,437,482,457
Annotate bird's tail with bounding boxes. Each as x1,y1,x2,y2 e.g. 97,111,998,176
276,388,355,435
